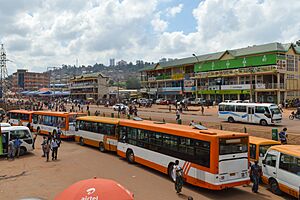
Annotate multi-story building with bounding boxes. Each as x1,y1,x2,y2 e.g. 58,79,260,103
69,72,109,100
12,69,50,92
140,42,300,103
110,58,115,67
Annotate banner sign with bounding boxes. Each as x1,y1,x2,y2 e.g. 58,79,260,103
194,54,278,72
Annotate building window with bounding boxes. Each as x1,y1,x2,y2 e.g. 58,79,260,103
287,55,295,71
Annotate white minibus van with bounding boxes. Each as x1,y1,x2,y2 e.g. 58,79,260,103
262,145,300,198
1,126,34,156
218,102,282,126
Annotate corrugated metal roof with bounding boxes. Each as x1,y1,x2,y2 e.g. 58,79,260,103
71,72,108,79
142,42,298,72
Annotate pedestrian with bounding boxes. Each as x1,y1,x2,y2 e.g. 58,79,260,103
51,138,59,160
169,105,172,112
279,128,288,144
201,105,204,115
250,160,262,193
44,141,51,162
27,122,31,131
176,109,180,120
189,120,194,126
7,140,14,160
41,136,47,157
32,133,37,149
173,160,184,194
14,136,22,158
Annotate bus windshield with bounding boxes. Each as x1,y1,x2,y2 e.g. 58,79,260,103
259,145,275,157
219,137,248,155
270,108,281,115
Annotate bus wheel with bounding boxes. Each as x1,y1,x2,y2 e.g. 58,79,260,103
228,117,235,123
19,147,27,156
79,137,84,146
126,150,135,164
99,142,105,152
269,179,281,195
260,119,268,126
168,163,176,182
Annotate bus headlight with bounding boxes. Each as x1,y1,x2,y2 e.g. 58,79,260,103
220,176,225,181
241,172,247,178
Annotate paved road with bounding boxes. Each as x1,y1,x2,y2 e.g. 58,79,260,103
0,136,290,200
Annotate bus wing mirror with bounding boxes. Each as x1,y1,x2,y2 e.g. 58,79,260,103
262,159,266,165
259,153,263,157
75,127,78,131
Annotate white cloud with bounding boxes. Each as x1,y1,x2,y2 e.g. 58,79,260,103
166,3,183,17
151,13,168,32
0,0,300,74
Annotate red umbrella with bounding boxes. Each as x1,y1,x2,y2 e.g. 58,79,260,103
55,178,134,200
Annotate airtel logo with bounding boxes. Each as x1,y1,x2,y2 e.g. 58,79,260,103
81,188,98,200
86,188,96,195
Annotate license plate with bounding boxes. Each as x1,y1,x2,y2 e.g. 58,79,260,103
230,173,236,176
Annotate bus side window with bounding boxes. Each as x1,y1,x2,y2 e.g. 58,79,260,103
249,144,256,159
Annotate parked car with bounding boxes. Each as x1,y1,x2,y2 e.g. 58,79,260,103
190,98,206,106
112,104,128,111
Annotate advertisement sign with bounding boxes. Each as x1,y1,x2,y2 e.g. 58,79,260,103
255,84,266,89
172,74,184,80
162,87,182,92
148,77,156,81
221,84,250,90
184,87,195,92
184,80,195,87
194,54,278,72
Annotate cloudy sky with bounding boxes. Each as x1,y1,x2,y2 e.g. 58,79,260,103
1,0,299,74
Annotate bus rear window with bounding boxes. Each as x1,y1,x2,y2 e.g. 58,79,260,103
219,137,248,155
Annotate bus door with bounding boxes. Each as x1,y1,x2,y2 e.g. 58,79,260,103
247,107,254,123
262,151,278,179
1,132,8,155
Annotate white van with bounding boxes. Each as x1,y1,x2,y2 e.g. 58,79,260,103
218,102,282,125
262,145,300,198
1,126,34,156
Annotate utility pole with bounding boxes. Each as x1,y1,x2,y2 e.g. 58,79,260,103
192,54,202,98
0,44,9,101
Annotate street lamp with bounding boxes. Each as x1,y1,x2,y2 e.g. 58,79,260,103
192,54,202,98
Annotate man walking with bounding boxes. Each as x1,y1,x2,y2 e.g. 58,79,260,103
174,160,184,194
51,138,59,160
250,160,262,193
176,109,180,121
7,140,14,160
279,128,288,144
201,105,204,115
14,136,22,158
44,141,51,162
41,136,47,157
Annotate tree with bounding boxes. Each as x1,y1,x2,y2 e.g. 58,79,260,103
126,77,141,89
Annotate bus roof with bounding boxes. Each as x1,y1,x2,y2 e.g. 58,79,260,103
269,145,300,158
249,136,281,146
8,110,34,114
76,116,120,125
1,126,30,131
33,111,82,117
218,102,277,107
119,119,248,140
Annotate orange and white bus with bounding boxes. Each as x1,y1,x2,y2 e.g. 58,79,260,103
74,116,120,152
8,110,33,126
117,119,250,190
249,136,280,165
32,111,85,138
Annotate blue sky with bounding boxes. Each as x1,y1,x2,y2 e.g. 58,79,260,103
0,0,299,73
158,0,199,34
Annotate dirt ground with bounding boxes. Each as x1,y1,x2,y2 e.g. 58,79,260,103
70,104,300,144
0,136,294,200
